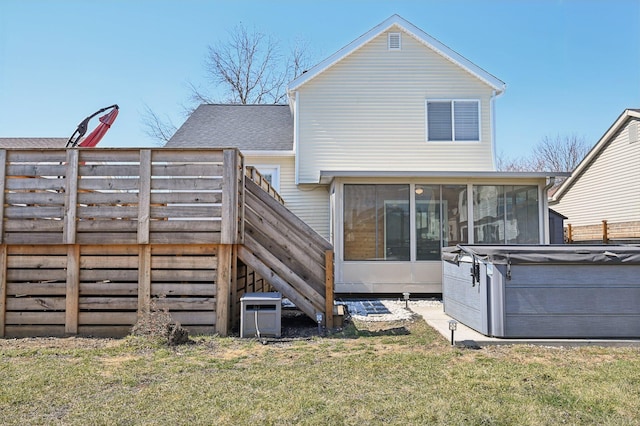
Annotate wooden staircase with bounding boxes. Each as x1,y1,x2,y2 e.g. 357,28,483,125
239,174,334,327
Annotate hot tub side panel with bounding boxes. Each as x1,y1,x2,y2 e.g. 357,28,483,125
504,264,640,338
442,260,489,335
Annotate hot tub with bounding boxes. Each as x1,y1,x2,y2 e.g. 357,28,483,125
442,245,640,338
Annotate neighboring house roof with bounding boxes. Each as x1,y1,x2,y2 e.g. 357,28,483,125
549,209,568,219
165,104,293,151
0,138,68,148
551,109,640,203
287,14,506,96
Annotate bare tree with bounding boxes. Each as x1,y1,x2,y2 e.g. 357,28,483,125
143,24,312,144
497,134,591,181
200,24,283,104
495,152,534,172
532,134,591,173
140,104,177,146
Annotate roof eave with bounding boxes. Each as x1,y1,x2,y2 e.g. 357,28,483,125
318,170,568,185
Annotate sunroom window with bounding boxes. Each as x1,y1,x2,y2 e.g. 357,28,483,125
344,184,410,261
343,183,540,263
426,100,480,141
473,185,539,244
415,185,469,260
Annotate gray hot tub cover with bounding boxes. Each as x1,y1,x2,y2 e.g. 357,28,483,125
442,245,640,265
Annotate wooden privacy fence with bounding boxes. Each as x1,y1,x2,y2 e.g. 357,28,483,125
0,148,333,338
566,220,640,244
0,148,242,337
0,244,221,337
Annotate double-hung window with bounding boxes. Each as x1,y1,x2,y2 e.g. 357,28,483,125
426,100,480,142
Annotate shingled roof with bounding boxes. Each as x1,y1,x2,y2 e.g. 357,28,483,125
0,138,68,148
165,104,293,151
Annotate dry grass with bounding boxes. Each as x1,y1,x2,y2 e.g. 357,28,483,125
1,317,639,425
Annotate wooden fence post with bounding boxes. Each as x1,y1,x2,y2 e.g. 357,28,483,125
237,151,245,245
137,149,151,244
216,244,232,336
65,245,80,335
230,245,239,330
325,250,334,329
63,149,79,244
221,149,239,245
0,244,6,337
138,245,151,314
602,220,608,244
0,150,6,244
567,224,573,243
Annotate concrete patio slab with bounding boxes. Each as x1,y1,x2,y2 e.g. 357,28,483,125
410,301,640,348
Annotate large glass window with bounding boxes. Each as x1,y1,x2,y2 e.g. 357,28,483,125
473,185,539,244
442,185,469,247
415,185,468,260
344,185,410,261
344,183,539,262
415,185,440,260
506,186,539,243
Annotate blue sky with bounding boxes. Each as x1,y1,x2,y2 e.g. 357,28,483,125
1,0,639,159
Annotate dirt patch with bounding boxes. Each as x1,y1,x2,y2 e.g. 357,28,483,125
280,309,322,338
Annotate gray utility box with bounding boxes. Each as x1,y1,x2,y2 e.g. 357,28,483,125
240,292,282,338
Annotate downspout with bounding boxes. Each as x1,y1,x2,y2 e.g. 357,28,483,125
490,90,503,171
293,90,300,185
541,177,555,244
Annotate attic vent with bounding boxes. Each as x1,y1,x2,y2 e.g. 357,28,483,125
388,32,401,50
630,121,638,144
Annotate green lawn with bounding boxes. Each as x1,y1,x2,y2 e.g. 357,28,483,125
1,317,639,425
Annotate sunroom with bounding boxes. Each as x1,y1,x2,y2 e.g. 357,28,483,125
321,171,559,294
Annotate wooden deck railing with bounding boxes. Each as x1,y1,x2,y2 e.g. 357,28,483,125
239,178,334,327
0,148,243,245
245,166,284,205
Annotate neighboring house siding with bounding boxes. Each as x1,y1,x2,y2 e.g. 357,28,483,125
296,28,496,184
245,155,330,240
554,118,640,226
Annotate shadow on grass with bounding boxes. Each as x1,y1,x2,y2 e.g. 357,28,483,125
328,320,412,339
276,309,414,340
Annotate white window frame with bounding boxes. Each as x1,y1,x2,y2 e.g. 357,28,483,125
425,99,481,142
252,165,280,192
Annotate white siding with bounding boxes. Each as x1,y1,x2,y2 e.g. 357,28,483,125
554,118,640,226
296,27,497,184
245,155,330,239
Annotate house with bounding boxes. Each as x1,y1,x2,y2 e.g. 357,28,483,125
0,138,68,148
167,15,559,294
550,109,640,242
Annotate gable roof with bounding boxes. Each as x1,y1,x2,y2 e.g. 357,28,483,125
0,138,68,148
287,14,506,95
165,104,293,151
551,108,640,203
